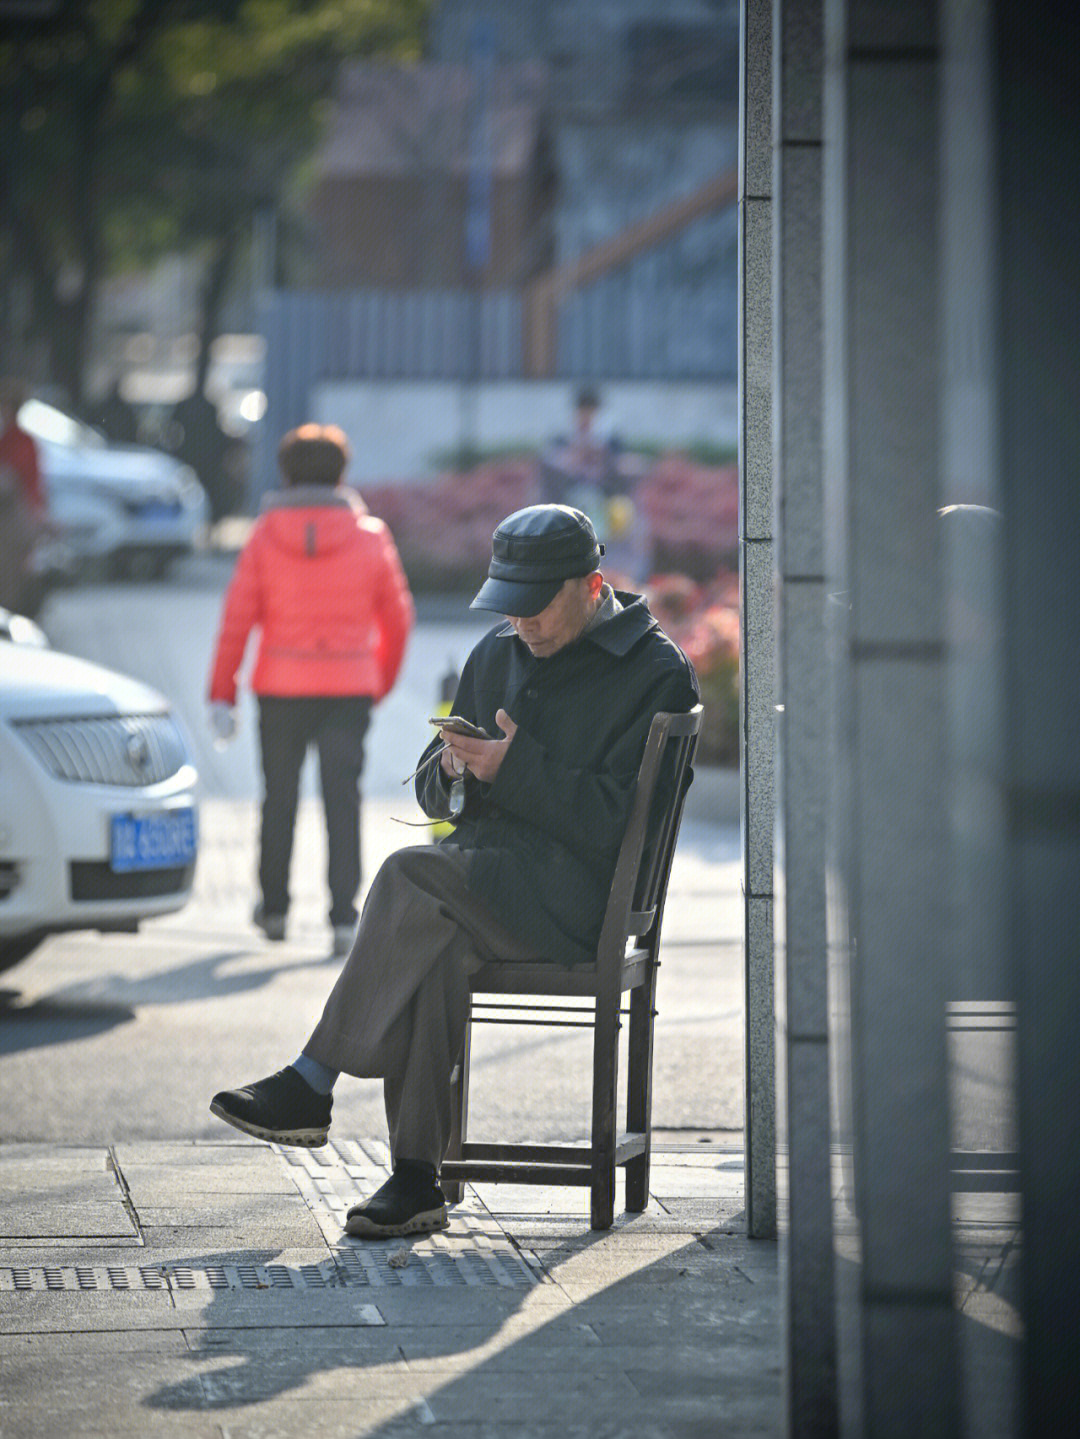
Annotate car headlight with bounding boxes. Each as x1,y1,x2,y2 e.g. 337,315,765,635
0,612,49,647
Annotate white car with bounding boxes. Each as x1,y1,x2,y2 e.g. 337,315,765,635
0,642,199,973
19,398,210,579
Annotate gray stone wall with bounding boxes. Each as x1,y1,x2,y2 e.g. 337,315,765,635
740,0,777,1244
987,5,1080,1429
750,3,1078,1432
772,0,837,1430
821,0,960,1430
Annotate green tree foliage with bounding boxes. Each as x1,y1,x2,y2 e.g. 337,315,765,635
0,0,427,405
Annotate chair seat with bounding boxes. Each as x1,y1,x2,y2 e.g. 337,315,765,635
469,948,650,997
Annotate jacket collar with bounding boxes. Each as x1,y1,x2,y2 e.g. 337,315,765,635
583,583,623,633
260,485,367,514
495,590,655,658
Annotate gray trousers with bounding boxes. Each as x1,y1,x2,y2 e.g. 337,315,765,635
304,845,539,1168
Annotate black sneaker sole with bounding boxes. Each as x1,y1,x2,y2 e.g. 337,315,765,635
209,1100,329,1148
344,1204,449,1238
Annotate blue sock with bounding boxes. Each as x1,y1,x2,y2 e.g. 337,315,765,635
292,1052,338,1095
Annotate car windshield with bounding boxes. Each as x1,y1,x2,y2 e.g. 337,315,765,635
18,399,107,450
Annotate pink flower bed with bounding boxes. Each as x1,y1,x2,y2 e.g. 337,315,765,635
361,457,538,587
646,571,741,767
637,456,739,574
360,451,740,588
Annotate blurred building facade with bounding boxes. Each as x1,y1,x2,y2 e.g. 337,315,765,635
311,61,553,289
741,1,1079,1434
314,0,740,300
256,0,743,497
425,0,740,379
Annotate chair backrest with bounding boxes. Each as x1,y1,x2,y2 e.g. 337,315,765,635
597,705,703,967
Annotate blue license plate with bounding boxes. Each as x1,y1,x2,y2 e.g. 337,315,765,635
110,809,197,872
136,502,181,521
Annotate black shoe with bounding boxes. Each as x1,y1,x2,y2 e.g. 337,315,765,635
332,924,355,957
253,904,286,942
345,1160,449,1238
210,1066,331,1147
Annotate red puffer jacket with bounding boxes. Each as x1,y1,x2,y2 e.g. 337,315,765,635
208,486,414,704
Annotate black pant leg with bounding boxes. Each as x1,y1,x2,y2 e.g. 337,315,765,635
314,695,372,928
257,696,312,918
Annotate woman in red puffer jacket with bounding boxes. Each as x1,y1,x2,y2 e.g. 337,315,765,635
208,424,414,955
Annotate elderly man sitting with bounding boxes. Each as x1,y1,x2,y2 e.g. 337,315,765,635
211,504,699,1238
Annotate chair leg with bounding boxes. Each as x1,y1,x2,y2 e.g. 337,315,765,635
442,1014,471,1205
624,1157,648,1213
589,995,619,1230
590,1165,615,1230
625,978,656,1212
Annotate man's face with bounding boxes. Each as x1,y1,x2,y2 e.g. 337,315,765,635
507,577,598,658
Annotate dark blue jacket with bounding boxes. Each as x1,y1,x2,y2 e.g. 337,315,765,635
416,592,699,964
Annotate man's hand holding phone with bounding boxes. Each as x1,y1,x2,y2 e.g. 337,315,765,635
435,711,517,784
429,716,488,739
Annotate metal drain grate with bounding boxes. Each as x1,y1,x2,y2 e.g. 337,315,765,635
1,1266,166,1293
163,1261,344,1292
0,1262,343,1293
0,1248,541,1293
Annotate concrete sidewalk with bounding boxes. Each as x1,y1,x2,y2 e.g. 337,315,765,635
0,778,1019,1439
0,1137,779,1438
0,783,763,1435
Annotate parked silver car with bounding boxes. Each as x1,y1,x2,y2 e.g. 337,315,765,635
20,399,210,580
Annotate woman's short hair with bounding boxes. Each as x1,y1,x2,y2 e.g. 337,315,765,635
277,424,351,488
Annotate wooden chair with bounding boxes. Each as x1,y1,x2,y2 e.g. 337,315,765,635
440,705,703,1230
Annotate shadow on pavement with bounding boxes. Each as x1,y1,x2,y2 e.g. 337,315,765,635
140,1221,782,1432
0,987,135,1053
138,1223,602,1420
0,947,338,1055
342,1220,780,1436
47,947,337,1009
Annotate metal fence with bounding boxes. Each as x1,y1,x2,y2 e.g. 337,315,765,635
254,279,736,496
260,289,522,390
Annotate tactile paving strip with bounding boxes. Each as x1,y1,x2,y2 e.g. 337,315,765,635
0,1248,539,1293
0,1262,341,1293
0,1146,545,1295
0,1249,540,1293
330,1242,537,1289
278,1140,547,1288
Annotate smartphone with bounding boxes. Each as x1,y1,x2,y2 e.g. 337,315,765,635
429,715,488,738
